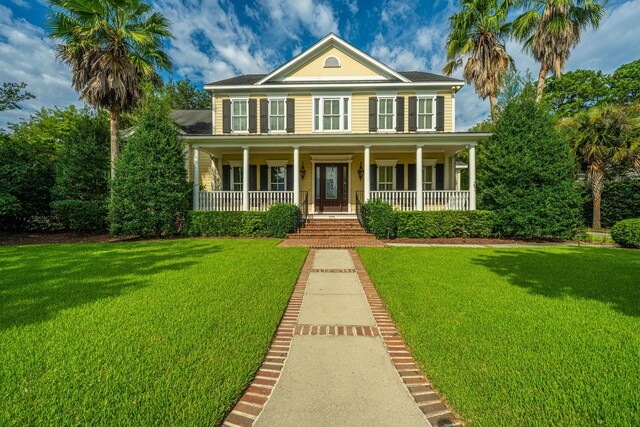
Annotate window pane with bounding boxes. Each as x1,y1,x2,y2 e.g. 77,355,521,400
343,98,349,129
418,98,425,114
425,115,433,129
314,98,320,130
425,99,433,114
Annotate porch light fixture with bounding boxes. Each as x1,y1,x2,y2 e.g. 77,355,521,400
300,162,306,180
358,161,364,181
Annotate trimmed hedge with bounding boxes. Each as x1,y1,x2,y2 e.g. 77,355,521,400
396,210,496,238
184,211,268,237
611,218,640,249
266,203,302,238
582,179,640,228
361,199,397,239
51,199,108,232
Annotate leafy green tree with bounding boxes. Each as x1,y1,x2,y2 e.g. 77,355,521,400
48,0,173,177
511,0,605,101
164,78,210,110
544,69,611,116
444,0,513,119
478,84,582,239
610,59,640,106
564,105,640,229
0,82,35,111
109,87,190,237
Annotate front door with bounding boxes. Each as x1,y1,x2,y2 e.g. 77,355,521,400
315,163,348,212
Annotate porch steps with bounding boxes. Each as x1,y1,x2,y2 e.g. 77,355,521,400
281,218,384,248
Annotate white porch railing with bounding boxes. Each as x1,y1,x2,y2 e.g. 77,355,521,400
423,191,470,211
370,191,417,211
249,191,295,211
369,190,471,211
198,191,244,211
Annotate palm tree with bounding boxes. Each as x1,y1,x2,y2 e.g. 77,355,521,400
444,0,514,120
48,0,173,177
511,0,605,102
566,105,640,229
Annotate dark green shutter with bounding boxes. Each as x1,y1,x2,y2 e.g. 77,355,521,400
248,99,257,133
222,100,231,133
435,164,444,190
396,97,404,132
436,96,445,131
260,99,268,133
408,96,417,131
286,98,295,133
396,164,404,190
369,97,377,132
286,165,294,191
249,165,257,190
222,165,231,190
407,164,416,191
370,165,377,191
260,165,268,191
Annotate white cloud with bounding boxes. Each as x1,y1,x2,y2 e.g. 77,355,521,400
257,0,339,40
0,5,79,128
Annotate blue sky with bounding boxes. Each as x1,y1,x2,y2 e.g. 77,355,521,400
1,0,638,129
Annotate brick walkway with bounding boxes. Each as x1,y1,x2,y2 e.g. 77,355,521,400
279,237,386,248
223,249,461,427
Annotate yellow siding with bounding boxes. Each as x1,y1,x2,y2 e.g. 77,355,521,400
289,94,313,134
286,46,384,79
351,92,374,133
437,91,453,132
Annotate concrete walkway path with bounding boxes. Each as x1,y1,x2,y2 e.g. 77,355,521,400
224,249,461,427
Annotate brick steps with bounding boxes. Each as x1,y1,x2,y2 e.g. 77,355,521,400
283,218,381,247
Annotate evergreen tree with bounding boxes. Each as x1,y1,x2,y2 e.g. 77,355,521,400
478,84,582,239
109,88,190,237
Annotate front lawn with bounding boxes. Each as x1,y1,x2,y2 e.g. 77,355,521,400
0,239,307,425
358,246,640,426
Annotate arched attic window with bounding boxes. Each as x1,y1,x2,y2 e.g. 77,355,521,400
323,56,341,68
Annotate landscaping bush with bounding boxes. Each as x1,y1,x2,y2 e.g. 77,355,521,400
183,211,268,237
582,178,640,228
266,204,302,238
396,210,496,238
361,199,397,239
109,88,191,237
477,84,582,239
51,199,108,232
611,218,640,248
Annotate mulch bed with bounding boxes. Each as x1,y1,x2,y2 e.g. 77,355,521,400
0,232,133,246
391,237,561,245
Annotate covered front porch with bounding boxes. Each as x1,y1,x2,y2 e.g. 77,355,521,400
187,134,479,214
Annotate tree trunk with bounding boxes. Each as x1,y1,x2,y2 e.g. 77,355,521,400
110,107,120,179
489,92,498,122
590,165,604,229
536,63,548,103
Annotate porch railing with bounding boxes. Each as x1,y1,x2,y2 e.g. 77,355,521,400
423,191,470,211
198,191,243,211
370,191,417,211
249,191,295,211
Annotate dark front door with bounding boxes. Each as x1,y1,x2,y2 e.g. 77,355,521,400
315,163,348,212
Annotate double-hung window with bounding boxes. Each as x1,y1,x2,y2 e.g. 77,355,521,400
422,160,437,191
417,97,435,131
229,162,243,191
269,99,285,132
231,99,248,132
378,97,395,131
267,161,287,191
313,96,350,131
376,160,397,191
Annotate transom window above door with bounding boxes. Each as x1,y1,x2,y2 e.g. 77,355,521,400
231,99,248,132
313,96,350,132
377,97,395,131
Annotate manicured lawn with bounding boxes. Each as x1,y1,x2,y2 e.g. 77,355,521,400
0,239,307,426
358,246,640,426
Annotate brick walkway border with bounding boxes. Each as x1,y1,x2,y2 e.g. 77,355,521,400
222,249,316,427
349,249,463,427
279,238,386,248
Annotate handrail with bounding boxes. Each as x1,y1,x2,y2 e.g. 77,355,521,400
355,191,364,228
297,191,309,232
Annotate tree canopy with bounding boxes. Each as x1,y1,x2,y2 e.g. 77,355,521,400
0,82,35,112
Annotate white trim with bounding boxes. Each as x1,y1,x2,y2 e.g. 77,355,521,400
282,75,388,81
375,159,398,166
312,95,351,132
266,159,288,167
205,81,464,91
228,160,243,167
323,55,341,68
451,93,456,132
310,155,354,161
255,33,411,85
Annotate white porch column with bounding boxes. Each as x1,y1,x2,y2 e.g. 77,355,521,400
217,156,223,190
293,146,300,205
451,156,457,189
364,145,371,201
242,146,250,211
416,145,423,210
469,145,477,210
193,145,200,209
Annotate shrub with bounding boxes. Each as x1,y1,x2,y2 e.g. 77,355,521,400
582,178,640,228
266,204,302,238
183,211,268,237
477,84,582,239
611,218,640,248
51,199,108,232
396,211,496,238
362,199,397,239
109,88,191,237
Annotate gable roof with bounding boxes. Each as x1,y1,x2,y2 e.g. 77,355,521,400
257,33,411,84
171,110,212,135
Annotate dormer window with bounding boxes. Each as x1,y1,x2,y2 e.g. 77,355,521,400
323,56,341,68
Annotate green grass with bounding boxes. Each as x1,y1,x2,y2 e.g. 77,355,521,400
358,246,640,426
0,239,307,425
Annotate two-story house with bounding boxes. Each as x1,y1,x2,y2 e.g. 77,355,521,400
174,33,489,215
